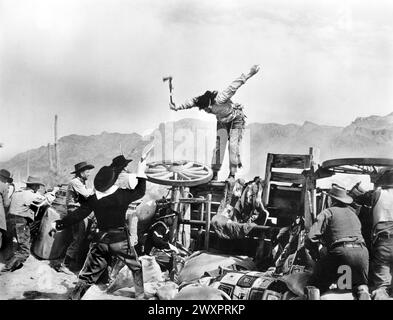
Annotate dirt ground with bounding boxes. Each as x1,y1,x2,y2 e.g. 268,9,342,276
0,251,134,300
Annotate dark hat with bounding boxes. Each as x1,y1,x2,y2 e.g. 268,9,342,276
94,166,117,193
110,155,132,169
377,169,393,188
327,184,353,204
71,161,95,174
0,169,13,183
23,176,45,186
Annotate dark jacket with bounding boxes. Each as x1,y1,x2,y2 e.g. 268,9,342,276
144,220,171,254
57,178,146,231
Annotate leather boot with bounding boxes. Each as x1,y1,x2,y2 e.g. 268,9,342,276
133,269,145,300
68,281,91,300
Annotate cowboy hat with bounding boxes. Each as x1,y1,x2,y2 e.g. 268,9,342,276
94,166,117,193
23,176,45,186
110,155,132,169
71,161,95,174
326,184,353,204
0,169,13,183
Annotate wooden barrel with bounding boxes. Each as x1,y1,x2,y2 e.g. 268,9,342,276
31,206,72,260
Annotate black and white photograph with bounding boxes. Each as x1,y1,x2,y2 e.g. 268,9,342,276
1,0,393,304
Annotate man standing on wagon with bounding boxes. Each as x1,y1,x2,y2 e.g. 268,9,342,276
169,65,261,180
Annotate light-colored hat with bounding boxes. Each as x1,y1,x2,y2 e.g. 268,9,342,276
327,184,353,204
23,176,45,186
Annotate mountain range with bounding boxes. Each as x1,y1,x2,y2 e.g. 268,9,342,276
1,112,392,187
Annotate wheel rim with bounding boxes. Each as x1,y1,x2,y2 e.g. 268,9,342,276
321,158,393,175
145,160,213,187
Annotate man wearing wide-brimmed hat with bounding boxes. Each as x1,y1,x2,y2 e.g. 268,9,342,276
110,155,133,188
0,169,12,248
369,169,393,300
305,184,371,300
143,209,179,272
51,153,149,300
50,161,95,275
1,176,48,272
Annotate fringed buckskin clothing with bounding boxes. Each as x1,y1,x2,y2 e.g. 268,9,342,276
174,72,250,175
56,177,146,300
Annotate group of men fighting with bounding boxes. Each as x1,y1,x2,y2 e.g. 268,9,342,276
0,147,181,300
0,64,393,300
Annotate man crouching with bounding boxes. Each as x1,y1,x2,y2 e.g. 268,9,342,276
51,157,148,300
305,184,371,300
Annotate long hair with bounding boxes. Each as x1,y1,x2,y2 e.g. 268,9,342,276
195,90,218,110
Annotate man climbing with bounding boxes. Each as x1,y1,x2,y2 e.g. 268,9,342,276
169,65,261,180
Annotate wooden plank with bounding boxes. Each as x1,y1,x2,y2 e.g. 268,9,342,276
271,154,311,169
270,171,305,184
262,153,274,206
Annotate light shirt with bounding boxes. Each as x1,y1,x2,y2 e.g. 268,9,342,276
175,73,248,123
9,188,46,220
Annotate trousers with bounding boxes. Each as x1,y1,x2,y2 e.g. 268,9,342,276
3,214,32,266
211,115,245,175
369,234,393,292
309,243,369,294
76,238,144,299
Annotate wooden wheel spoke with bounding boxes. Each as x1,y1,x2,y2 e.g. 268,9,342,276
177,172,191,180
182,161,194,169
146,167,167,173
184,168,206,175
182,171,206,179
187,167,206,172
149,171,172,179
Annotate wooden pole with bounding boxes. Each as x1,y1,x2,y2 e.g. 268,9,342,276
204,194,212,251
170,187,181,243
262,153,274,206
54,115,59,174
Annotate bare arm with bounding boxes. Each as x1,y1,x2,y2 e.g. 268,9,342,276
215,65,260,104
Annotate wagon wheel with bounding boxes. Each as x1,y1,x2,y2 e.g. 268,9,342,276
145,160,213,187
320,158,393,182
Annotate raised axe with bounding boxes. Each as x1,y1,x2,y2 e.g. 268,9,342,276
163,76,175,106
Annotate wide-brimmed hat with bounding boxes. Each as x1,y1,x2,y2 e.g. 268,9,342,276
71,161,95,174
23,176,45,186
94,166,117,193
0,169,13,183
110,155,132,169
327,185,353,204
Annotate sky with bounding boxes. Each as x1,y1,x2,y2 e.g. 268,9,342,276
1,0,393,161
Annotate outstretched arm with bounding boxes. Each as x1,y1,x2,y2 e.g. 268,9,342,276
170,97,197,111
215,65,261,104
